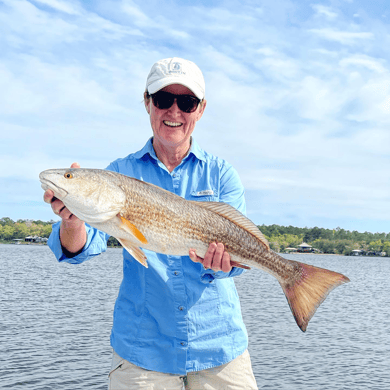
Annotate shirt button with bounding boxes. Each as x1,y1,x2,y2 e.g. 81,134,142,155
178,306,185,311
174,271,179,276
180,341,186,346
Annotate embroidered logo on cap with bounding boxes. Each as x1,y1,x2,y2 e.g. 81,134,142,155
169,62,185,75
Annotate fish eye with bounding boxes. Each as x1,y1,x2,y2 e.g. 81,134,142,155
64,172,73,179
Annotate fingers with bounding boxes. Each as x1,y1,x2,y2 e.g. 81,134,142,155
203,242,221,270
42,162,82,224
43,189,55,204
189,243,232,273
221,251,232,273
43,190,77,222
189,249,201,263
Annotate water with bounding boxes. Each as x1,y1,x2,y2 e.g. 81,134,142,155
1,244,389,389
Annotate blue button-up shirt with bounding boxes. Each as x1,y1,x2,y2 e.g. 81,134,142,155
48,138,249,375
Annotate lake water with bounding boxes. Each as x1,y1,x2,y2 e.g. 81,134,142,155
1,244,389,389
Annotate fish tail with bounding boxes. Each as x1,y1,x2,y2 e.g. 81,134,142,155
280,261,350,332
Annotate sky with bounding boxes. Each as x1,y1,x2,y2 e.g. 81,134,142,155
0,0,389,233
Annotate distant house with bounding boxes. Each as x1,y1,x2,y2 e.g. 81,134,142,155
352,249,363,256
285,247,297,253
25,236,48,243
297,242,313,253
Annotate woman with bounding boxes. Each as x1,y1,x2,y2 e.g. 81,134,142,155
44,57,258,389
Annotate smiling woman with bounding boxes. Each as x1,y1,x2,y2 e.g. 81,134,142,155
42,57,259,389
143,76,207,172
141,58,208,173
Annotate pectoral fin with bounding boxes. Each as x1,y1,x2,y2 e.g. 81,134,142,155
117,215,148,245
117,238,148,268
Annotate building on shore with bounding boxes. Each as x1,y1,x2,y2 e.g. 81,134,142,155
24,236,48,243
297,242,314,253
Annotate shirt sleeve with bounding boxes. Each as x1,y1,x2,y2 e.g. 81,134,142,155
47,221,109,264
46,162,119,264
200,162,247,282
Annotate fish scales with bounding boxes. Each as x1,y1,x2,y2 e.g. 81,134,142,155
39,168,350,332
121,176,269,265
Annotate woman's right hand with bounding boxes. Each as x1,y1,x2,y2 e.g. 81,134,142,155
43,162,83,226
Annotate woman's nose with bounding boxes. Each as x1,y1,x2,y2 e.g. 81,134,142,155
167,99,181,115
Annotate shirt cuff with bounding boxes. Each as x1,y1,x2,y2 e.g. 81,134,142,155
48,222,109,264
200,266,246,284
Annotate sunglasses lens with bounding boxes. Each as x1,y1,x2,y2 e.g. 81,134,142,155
151,92,200,113
152,92,174,110
177,96,199,113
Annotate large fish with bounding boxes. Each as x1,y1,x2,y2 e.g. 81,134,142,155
40,168,350,332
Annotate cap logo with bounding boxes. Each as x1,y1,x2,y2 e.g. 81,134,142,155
169,62,185,75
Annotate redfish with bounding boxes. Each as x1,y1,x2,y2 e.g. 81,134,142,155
40,168,350,332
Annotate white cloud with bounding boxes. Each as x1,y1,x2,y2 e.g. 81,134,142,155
32,0,81,15
311,4,338,19
121,0,152,27
310,28,374,45
340,54,387,73
0,55,127,117
0,0,142,51
120,0,191,40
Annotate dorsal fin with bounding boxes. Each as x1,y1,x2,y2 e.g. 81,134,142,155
191,201,270,251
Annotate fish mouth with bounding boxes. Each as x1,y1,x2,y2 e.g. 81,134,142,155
39,175,68,199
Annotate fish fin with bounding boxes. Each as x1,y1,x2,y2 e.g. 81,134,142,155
117,215,148,245
230,260,251,270
280,261,350,332
192,201,270,250
117,238,148,268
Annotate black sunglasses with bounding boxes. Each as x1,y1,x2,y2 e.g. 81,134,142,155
150,91,201,113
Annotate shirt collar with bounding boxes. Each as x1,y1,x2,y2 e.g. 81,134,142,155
187,138,206,162
132,137,158,161
133,137,206,163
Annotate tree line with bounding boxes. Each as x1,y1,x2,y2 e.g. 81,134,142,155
1,217,389,255
0,217,53,242
259,224,390,255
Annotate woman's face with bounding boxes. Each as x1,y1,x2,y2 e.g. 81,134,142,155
145,84,206,150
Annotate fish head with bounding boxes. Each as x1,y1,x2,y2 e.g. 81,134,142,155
39,168,126,223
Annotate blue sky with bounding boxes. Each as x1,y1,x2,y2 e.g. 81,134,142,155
1,0,389,233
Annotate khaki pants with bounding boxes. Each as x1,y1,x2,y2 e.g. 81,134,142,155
108,349,258,390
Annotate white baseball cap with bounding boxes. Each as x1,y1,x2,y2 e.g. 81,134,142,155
146,57,205,100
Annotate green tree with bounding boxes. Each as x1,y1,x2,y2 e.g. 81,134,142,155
0,217,14,226
313,239,335,254
107,236,121,247
369,240,383,252
1,225,15,240
14,223,29,239
382,242,390,256
335,241,347,254
41,224,53,238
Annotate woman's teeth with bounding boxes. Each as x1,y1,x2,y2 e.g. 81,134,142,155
164,121,182,127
